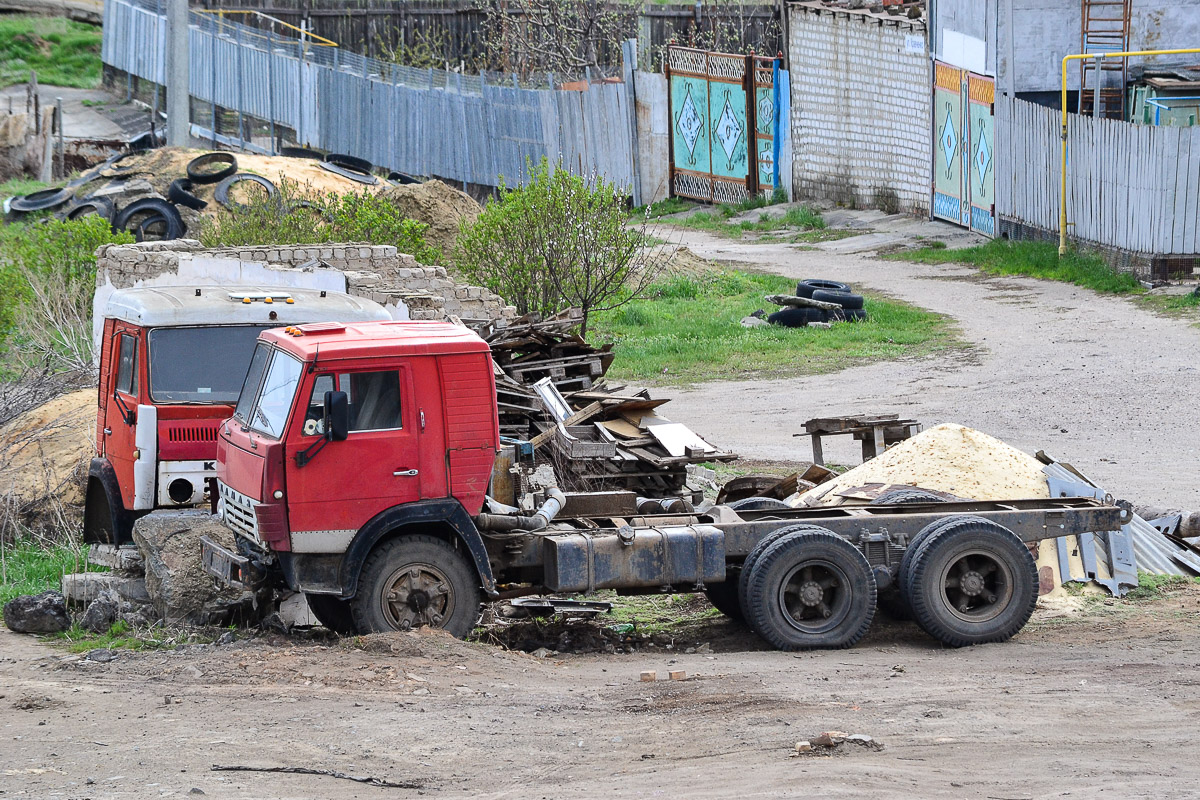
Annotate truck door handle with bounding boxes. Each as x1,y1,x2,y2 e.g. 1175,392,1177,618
393,469,418,477
103,428,112,435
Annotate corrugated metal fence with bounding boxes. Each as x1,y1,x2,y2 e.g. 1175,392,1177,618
996,95,1200,255
101,0,638,198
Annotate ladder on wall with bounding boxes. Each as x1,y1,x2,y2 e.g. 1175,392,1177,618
1078,0,1131,119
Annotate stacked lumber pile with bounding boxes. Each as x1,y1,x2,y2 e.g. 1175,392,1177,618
484,310,737,496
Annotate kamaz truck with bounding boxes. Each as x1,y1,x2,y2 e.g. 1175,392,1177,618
203,320,1127,650
85,286,390,545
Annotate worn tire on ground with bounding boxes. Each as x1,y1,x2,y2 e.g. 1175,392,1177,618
186,152,238,184
829,308,868,323
796,279,852,298
306,594,357,635
351,534,481,638
112,198,186,241
10,187,73,213
214,173,278,211
906,517,1038,647
744,529,876,650
62,195,116,223
168,178,208,210
812,289,864,310
768,307,827,328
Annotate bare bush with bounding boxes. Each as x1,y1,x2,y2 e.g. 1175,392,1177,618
11,265,97,378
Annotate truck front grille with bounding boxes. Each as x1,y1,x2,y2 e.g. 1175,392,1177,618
218,480,260,544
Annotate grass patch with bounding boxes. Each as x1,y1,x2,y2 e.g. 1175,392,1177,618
0,15,103,89
1136,291,1200,321
889,239,1144,294
606,593,723,636
635,196,695,219
0,539,98,606
590,269,960,384
1122,572,1200,601
0,176,50,198
656,202,854,241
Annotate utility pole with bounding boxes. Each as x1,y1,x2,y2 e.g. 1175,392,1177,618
165,0,190,147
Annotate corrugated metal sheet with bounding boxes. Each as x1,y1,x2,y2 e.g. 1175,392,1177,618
102,0,638,199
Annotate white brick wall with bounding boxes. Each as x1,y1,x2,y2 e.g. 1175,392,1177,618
788,6,932,214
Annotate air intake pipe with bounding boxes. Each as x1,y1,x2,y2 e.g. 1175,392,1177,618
475,488,567,532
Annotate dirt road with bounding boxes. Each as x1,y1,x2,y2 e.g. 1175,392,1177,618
662,229,1200,510
4,587,1200,799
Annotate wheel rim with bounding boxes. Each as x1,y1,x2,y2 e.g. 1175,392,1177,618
378,561,455,631
777,559,853,635
937,549,1013,623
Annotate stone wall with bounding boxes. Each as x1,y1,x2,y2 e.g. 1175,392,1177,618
787,2,931,215
94,240,515,323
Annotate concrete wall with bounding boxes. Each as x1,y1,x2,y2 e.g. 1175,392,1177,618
931,0,1200,93
787,3,931,214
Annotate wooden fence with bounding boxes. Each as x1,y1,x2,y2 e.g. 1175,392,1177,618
194,0,782,75
996,95,1200,255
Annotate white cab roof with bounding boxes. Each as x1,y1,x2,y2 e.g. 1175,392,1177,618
102,286,391,328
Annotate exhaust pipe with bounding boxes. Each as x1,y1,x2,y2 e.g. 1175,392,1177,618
475,488,567,532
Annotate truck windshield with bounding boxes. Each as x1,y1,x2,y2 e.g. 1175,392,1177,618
148,326,275,404
244,349,303,439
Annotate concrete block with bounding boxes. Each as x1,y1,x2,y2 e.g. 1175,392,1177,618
61,572,151,606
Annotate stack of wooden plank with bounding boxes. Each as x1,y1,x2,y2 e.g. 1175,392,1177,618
484,309,737,496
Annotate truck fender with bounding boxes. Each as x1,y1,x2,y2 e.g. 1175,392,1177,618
338,498,497,599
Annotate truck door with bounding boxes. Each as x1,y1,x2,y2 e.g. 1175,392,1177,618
105,329,141,510
284,364,424,553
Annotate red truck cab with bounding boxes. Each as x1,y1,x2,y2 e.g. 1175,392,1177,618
85,286,390,545
214,320,499,634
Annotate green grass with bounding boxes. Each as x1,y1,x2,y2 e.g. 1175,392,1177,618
889,239,1144,294
0,176,49,198
1122,572,1200,601
0,15,103,89
635,196,695,219
590,270,961,384
1136,290,1200,321
655,202,854,241
606,593,723,636
0,539,96,606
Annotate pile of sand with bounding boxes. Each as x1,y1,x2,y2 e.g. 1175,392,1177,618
0,389,95,511
791,422,1051,507
380,179,481,255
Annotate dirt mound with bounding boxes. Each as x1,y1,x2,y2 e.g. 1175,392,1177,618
380,180,481,255
791,422,1051,507
340,627,497,662
0,389,94,514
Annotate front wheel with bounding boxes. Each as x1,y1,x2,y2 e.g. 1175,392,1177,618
306,593,357,635
351,535,481,638
744,529,876,650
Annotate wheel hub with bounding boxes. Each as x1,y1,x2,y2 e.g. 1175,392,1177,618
960,571,985,596
799,581,825,606
383,564,450,630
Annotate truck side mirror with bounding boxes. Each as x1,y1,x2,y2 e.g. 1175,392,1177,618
324,390,349,441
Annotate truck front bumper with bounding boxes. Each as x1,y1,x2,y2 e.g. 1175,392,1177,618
199,535,265,590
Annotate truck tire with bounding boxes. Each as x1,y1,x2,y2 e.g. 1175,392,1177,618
738,523,833,633
703,578,743,622
906,517,1038,647
186,152,238,184
744,528,876,650
214,174,278,211
870,488,945,506
351,534,481,638
876,514,966,620
811,289,864,310
796,279,852,298
306,594,357,635
83,473,139,546
767,307,826,328
726,496,792,512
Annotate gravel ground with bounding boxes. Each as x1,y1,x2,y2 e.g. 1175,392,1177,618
661,228,1200,510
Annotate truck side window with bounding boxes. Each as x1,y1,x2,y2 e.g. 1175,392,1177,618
302,371,402,435
115,334,138,396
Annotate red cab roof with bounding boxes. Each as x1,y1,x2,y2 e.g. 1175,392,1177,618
261,320,491,362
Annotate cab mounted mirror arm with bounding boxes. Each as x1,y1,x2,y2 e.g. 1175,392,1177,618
295,390,349,467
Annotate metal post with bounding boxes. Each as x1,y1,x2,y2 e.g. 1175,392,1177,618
165,0,190,146
55,97,64,180
267,25,277,154
1092,54,1103,119
235,24,245,151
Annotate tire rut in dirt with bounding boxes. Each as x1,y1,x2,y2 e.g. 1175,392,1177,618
744,528,876,650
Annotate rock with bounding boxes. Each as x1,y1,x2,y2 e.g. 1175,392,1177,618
530,647,554,659
3,591,70,633
85,648,116,663
808,321,833,329
845,733,882,750
86,544,144,573
80,590,120,634
695,642,712,654
132,510,266,626
794,741,813,753
740,316,768,328
217,631,236,645
811,733,839,748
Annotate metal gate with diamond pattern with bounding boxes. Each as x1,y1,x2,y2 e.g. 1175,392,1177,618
932,62,995,236
668,46,776,204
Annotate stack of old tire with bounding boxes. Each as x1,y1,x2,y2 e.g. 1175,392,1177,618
767,278,868,328
3,147,413,242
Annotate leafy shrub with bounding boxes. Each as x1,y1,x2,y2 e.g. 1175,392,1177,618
453,158,657,334
197,180,441,264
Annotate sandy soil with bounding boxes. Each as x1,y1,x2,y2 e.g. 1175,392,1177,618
660,229,1200,510
3,586,1200,799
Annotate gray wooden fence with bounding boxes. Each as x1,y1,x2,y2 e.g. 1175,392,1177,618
102,0,639,199
996,95,1200,255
